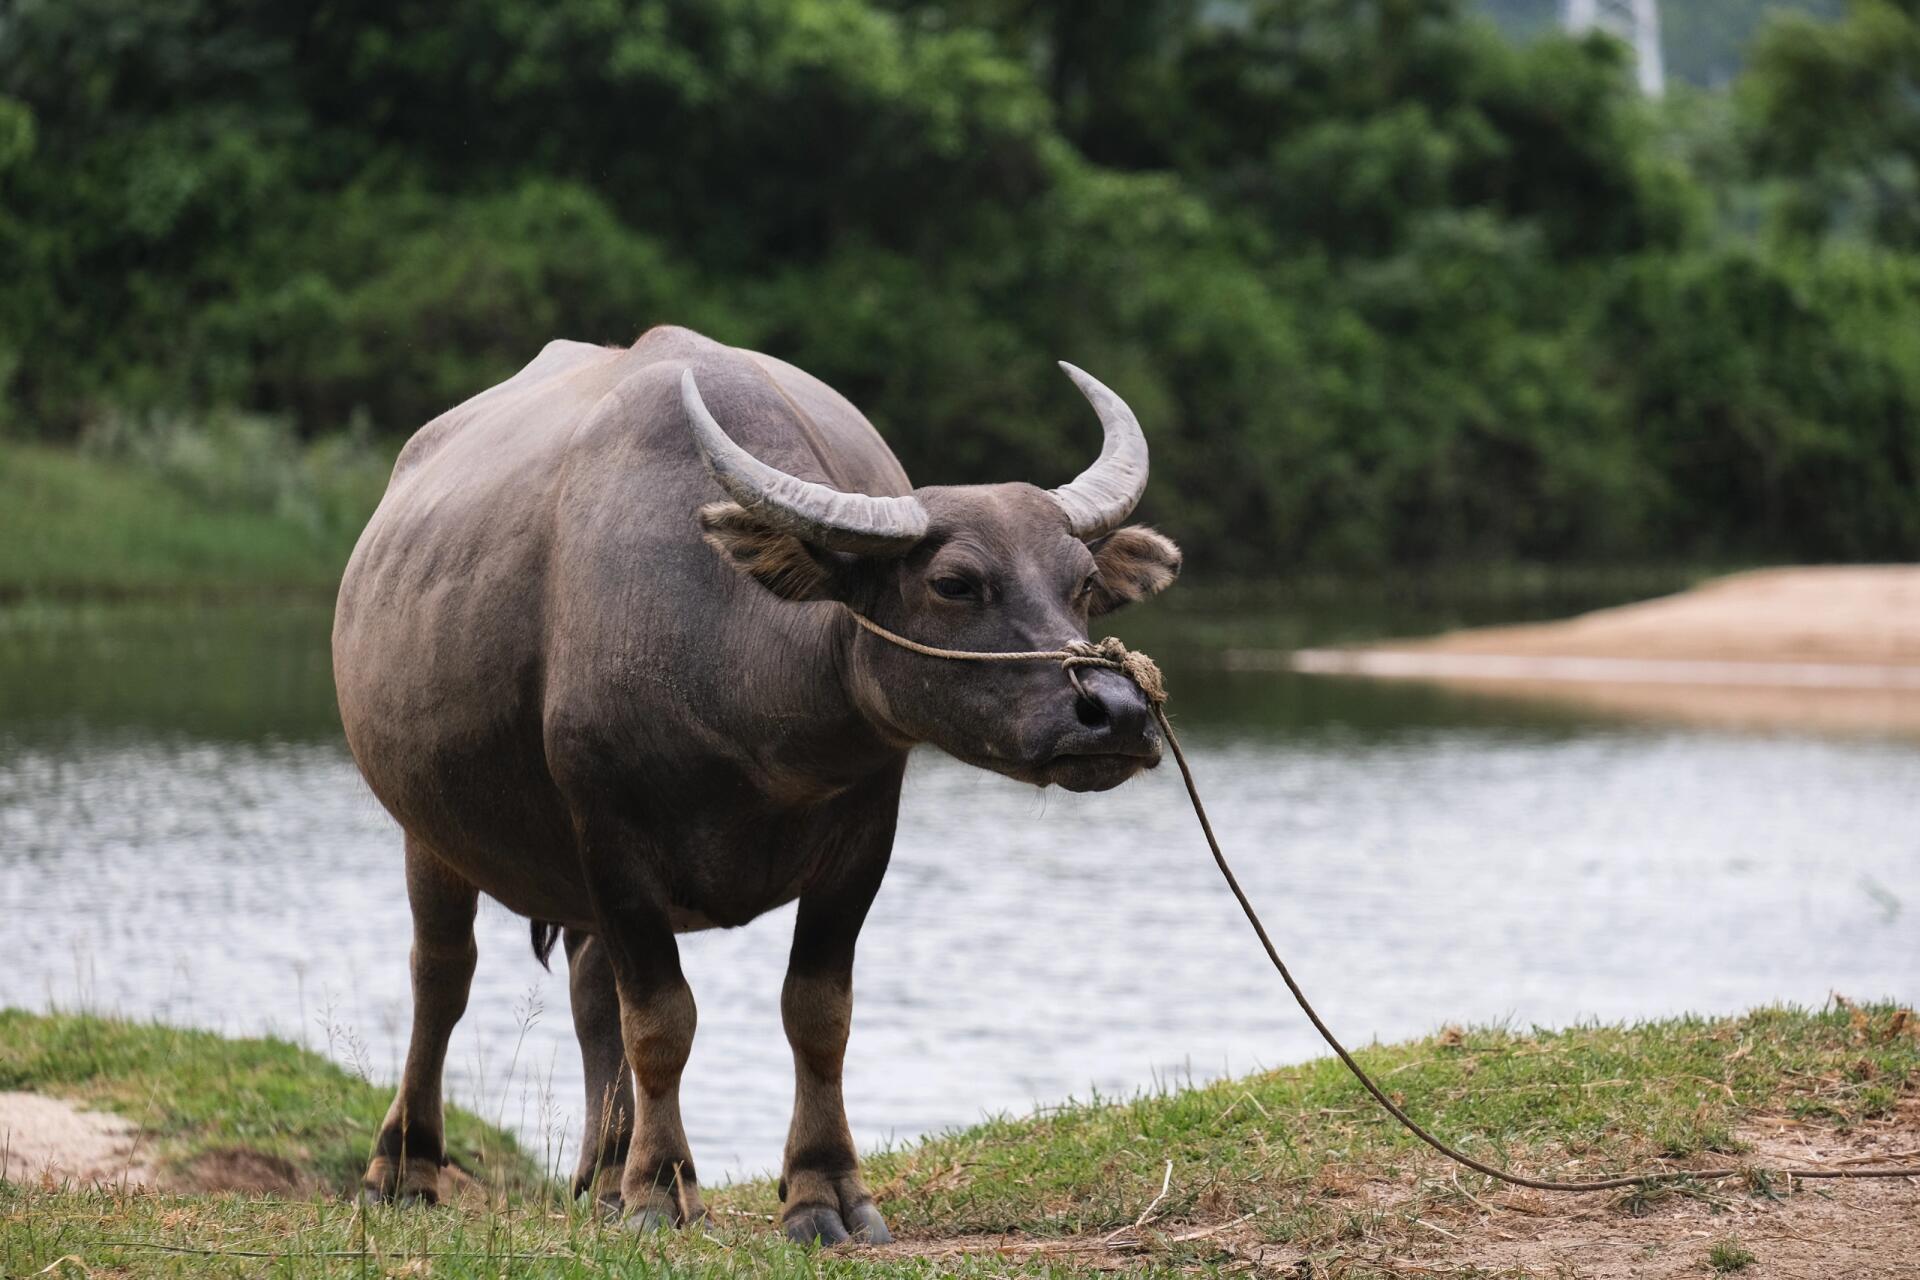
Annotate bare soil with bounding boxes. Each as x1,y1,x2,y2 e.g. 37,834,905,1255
869,1115,1920,1277
167,1146,312,1196
0,1093,328,1196
0,1090,154,1190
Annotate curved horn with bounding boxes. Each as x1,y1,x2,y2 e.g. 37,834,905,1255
681,369,929,555
1048,362,1150,539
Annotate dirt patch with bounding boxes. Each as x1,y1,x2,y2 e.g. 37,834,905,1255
0,1092,327,1197
0,1090,154,1190
868,1120,1920,1277
168,1146,312,1197
1432,1123,1914,1279
1357,1121,1920,1280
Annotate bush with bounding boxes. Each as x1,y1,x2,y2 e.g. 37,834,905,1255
1598,244,1920,559
79,408,392,543
2,0,1917,578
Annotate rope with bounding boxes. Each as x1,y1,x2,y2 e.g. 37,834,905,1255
845,612,1168,704
844,607,1920,1191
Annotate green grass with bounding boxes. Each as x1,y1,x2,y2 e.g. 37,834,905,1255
846,1001,1917,1238
0,1010,540,1194
2,1002,1914,1276
0,438,386,600
1708,1235,1757,1272
5,434,1748,614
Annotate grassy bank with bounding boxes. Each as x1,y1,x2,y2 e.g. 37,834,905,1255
0,436,388,600
5,422,1778,619
0,1010,541,1194
3,1003,1914,1276
3,435,1739,613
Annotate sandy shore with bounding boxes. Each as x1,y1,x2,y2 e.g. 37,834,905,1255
1285,566,1920,734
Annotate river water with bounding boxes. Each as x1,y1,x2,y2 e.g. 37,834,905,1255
1,596,1914,1181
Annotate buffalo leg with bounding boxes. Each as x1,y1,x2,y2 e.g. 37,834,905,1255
363,835,479,1204
778,851,893,1245
564,928,633,1208
579,832,703,1230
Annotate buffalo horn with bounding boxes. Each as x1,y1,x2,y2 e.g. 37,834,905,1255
681,369,930,555
1048,362,1150,539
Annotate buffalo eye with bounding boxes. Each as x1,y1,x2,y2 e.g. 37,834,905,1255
929,574,978,601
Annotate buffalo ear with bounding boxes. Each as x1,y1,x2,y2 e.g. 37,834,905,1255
1087,525,1181,616
698,501,842,601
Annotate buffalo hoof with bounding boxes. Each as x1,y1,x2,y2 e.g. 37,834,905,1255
784,1204,850,1246
620,1199,710,1234
785,1201,892,1246
845,1202,894,1245
360,1154,442,1206
571,1163,628,1204
571,1176,623,1218
622,1204,677,1234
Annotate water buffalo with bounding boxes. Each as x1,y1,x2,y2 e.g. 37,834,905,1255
332,325,1181,1242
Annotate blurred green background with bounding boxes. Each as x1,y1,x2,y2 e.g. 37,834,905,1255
1,0,1914,596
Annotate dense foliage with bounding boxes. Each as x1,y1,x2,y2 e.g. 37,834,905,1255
1,0,1915,577
1480,0,1846,88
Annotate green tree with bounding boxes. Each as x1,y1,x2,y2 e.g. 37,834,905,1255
1664,0,1845,87
1742,0,1920,246
1167,0,1696,260
2,0,1916,576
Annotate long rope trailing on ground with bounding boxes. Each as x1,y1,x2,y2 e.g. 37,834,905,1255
843,607,1920,1192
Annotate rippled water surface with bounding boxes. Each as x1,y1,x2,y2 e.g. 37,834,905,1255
2,599,1914,1180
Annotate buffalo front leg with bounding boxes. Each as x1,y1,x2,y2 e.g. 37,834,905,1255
779,854,893,1245
580,838,703,1230
564,928,634,1208
364,835,479,1204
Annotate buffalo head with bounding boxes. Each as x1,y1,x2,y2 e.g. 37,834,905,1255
683,364,1181,793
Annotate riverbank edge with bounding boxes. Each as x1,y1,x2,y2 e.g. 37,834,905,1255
3,1002,1913,1276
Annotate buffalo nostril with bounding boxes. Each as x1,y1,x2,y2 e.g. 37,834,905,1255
1079,671,1152,745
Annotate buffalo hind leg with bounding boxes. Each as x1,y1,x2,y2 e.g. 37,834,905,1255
564,928,634,1209
779,852,893,1245
363,835,479,1204
579,825,704,1230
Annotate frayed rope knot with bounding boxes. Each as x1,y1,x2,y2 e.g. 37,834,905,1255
1062,638,1167,705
